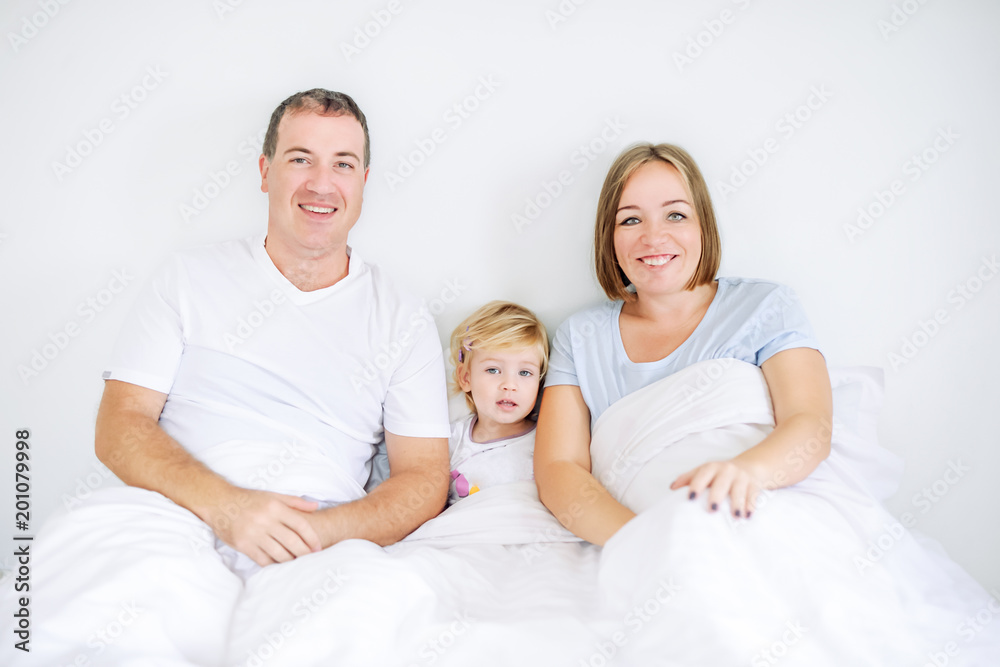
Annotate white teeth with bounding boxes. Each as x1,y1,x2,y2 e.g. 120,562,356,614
641,256,673,266
301,205,335,213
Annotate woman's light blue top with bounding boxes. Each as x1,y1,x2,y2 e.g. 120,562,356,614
544,277,821,430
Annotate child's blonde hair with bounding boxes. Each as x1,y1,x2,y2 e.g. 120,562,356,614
449,301,549,414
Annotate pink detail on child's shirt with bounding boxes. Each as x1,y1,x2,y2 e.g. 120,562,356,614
451,469,470,498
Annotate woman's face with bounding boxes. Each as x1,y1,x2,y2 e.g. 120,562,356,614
613,161,701,299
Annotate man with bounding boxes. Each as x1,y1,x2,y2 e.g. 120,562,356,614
97,88,450,567
5,89,451,664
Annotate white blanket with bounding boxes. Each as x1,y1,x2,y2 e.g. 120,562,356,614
4,359,998,666
591,359,1000,666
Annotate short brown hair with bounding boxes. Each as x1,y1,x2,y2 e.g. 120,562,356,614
449,301,549,414
262,89,370,167
594,143,721,301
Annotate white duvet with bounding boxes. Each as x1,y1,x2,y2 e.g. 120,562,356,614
4,359,998,666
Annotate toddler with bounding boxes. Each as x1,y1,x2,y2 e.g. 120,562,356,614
447,301,549,505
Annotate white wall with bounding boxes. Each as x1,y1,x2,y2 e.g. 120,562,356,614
2,0,997,590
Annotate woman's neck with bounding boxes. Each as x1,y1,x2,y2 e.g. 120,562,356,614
624,281,718,324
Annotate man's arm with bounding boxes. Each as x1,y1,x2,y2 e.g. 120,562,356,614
95,379,323,565
304,430,450,548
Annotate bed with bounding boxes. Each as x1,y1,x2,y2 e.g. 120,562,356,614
3,359,998,666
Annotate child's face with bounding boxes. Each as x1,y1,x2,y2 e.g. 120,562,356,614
458,347,543,429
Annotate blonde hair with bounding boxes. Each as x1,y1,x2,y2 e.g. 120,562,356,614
594,143,721,301
449,301,549,414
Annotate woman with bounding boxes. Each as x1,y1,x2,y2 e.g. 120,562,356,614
535,143,831,541
534,143,1000,665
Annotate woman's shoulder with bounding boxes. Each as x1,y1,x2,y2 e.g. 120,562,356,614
717,276,791,293
716,277,800,308
555,300,620,332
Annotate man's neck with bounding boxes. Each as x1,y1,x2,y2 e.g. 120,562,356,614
264,235,351,292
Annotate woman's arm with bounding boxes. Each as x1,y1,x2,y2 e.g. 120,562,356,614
534,385,636,546
670,347,833,518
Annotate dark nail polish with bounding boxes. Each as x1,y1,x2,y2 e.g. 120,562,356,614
711,503,718,511
688,491,696,500
735,510,741,518
747,511,753,519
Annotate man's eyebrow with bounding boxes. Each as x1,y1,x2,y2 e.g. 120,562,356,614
616,199,690,213
281,147,362,162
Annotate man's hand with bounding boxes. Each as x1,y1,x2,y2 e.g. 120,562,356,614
293,431,449,549
202,489,323,567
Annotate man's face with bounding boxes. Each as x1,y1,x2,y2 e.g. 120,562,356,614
259,110,369,256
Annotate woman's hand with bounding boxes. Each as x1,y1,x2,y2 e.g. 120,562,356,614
670,459,763,519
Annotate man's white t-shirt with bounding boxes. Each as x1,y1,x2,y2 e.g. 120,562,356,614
447,414,536,506
103,234,450,503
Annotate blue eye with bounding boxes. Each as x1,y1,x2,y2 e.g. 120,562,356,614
619,216,640,226
667,212,686,221
291,157,307,164
519,370,533,377
337,162,354,169
485,368,499,374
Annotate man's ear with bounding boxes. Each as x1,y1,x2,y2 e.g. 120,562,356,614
259,154,270,193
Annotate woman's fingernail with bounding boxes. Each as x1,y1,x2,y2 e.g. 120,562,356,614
711,503,718,511
747,511,753,519
734,509,741,517
688,491,696,500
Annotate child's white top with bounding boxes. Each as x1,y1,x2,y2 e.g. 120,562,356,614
447,414,536,505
